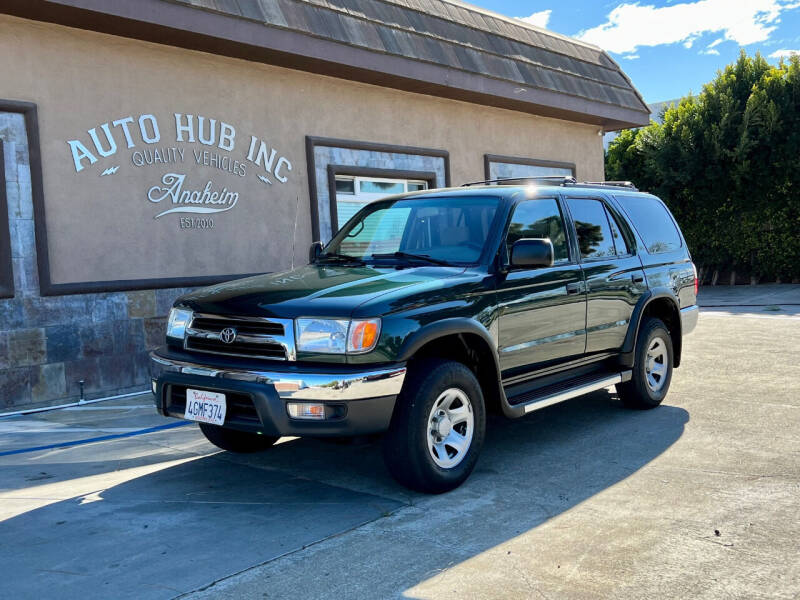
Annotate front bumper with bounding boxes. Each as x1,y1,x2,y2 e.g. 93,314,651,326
149,348,406,437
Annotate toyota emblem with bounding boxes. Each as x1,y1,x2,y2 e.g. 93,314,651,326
219,327,237,344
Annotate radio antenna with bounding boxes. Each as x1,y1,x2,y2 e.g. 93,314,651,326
290,194,300,269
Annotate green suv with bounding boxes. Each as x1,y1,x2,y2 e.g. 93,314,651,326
150,178,698,493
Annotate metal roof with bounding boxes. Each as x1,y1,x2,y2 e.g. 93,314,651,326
3,0,651,129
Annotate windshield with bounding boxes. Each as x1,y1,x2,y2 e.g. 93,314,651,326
322,196,501,265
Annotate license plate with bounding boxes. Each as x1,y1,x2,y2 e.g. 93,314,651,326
184,389,226,426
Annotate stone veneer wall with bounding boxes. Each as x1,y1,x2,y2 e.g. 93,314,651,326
0,111,192,410
488,160,574,180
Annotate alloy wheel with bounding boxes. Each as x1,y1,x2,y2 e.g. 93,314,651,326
426,387,474,469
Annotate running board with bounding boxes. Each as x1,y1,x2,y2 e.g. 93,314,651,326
513,371,632,414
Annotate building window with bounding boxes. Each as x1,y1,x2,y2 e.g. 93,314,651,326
334,176,428,230
308,138,449,243
485,154,576,182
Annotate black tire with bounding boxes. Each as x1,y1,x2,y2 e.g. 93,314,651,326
198,422,279,453
383,359,486,494
617,317,674,410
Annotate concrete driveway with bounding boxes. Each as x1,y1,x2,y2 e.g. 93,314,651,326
1,287,798,599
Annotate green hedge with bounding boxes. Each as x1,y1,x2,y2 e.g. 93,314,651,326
606,52,800,283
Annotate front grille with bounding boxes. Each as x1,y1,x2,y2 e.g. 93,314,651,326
184,313,295,361
190,316,284,337
185,337,287,359
164,384,261,425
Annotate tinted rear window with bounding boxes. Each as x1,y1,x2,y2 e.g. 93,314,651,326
615,195,683,254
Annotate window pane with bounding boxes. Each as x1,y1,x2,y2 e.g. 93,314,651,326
615,196,682,254
566,198,617,259
359,180,405,194
607,210,629,254
407,181,427,192
506,199,569,263
338,208,411,256
335,178,355,194
328,196,500,264
336,200,369,229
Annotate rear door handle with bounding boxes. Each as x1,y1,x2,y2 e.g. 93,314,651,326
566,282,582,294
631,273,645,284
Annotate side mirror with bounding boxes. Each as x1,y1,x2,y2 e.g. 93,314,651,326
510,238,554,269
309,241,323,263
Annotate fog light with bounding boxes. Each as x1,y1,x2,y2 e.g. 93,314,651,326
287,403,326,420
151,379,157,395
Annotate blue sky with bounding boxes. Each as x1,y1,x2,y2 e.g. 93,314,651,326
471,0,800,103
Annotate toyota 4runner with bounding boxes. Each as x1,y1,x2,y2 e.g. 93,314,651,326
150,177,698,493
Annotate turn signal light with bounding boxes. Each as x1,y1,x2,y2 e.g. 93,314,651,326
287,403,326,420
347,319,381,353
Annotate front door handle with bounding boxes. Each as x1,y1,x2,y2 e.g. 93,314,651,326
566,282,582,294
631,273,645,284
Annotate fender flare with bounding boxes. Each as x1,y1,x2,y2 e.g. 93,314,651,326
396,318,518,417
397,318,498,362
621,288,683,367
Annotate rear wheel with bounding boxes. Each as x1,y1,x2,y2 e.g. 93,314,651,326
617,317,673,409
198,422,279,453
383,359,485,493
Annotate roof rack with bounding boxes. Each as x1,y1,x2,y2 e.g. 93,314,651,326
461,176,577,187
580,181,638,190
460,176,638,191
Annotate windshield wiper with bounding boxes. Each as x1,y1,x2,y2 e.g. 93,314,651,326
371,251,452,266
317,252,365,264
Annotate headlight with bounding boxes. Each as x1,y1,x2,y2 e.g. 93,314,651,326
166,307,193,340
296,318,349,353
295,318,381,354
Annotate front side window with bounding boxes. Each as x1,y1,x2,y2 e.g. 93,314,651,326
506,199,569,263
325,196,500,265
566,198,617,260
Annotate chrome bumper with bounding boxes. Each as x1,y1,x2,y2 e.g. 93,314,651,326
681,305,699,336
149,351,406,402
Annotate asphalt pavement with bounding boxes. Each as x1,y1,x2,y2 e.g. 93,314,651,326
1,285,798,599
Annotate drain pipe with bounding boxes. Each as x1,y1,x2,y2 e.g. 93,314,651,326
0,388,150,419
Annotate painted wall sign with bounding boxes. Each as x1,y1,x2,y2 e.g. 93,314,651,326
66,112,293,223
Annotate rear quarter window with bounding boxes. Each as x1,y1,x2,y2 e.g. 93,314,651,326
615,195,683,254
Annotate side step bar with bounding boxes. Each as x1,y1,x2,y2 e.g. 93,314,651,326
514,371,632,414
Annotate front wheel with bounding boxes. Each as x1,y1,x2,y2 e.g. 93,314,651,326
198,422,279,453
617,317,674,409
383,359,485,493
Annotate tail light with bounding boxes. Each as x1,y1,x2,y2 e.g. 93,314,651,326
692,263,699,296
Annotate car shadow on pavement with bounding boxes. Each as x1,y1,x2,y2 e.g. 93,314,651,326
0,389,688,600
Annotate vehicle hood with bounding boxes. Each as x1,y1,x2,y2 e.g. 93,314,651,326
177,264,468,319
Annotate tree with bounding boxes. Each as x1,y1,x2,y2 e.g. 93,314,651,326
605,51,800,283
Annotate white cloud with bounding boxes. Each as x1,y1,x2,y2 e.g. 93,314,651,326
515,9,552,29
701,48,720,55
622,54,641,59
576,0,800,55
770,48,800,57
708,37,725,48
